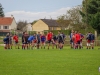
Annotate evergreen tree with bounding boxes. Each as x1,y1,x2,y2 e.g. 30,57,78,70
0,3,4,17
80,0,100,33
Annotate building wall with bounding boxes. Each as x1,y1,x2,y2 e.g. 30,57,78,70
32,20,49,32
56,27,61,30
0,25,10,30
26,24,32,31
49,27,61,30
11,18,17,30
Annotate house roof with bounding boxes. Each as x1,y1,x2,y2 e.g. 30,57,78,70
41,19,59,27
0,17,13,25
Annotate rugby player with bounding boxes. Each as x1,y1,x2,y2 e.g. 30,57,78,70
41,33,46,49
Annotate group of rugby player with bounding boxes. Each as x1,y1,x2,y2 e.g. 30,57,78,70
3,30,95,50
70,30,95,49
3,33,19,49
21,31,65,50
3,31,65,50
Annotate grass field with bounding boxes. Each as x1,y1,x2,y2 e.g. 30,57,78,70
0,46,100,75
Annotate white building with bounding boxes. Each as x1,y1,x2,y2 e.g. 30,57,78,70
0,15,17,33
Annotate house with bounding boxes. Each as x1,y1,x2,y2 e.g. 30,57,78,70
23,23,32,32
32,19,61,32
0,15,17,34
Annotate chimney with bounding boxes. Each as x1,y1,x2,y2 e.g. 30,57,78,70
11,15,13,18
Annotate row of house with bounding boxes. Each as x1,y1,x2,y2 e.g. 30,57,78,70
0,16,65,34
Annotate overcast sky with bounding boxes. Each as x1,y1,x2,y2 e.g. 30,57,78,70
1,0,83,22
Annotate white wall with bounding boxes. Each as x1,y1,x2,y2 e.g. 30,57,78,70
0,25,10,30
26,24,32,31
11,18,17,30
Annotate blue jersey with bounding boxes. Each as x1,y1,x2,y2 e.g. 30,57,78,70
70,33,73,39
3,37,8,42
41,36,46,41
28,36,34,41
91,34,95,40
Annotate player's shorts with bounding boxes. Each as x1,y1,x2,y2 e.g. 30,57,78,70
15,41,18,44
91,40,94,44
37,40,40,44
28,40,32,44
80,39,82,42
87,40,91,43
34,40,37,43
6,41,9,44
25,40,28,44
22,40,25,44
58,40,63,44
77,40,80,44
47,39,52,43
70,39,73,44
41,41,45,44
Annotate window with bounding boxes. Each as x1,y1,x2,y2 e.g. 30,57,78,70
3,26,9,29
53,27,57,30
49,27,52,30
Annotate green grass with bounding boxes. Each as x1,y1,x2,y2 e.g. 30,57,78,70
0,46,100,75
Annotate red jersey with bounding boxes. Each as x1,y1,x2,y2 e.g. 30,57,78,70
47,32,53,40
13,35,18,42
75,33,81,42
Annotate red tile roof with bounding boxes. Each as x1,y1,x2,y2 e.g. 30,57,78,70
0,17,13,25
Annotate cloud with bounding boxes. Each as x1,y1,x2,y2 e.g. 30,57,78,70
5,7,71,22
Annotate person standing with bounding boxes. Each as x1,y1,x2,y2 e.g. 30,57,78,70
36,32,41,49
57,31,64,50
22,32,25,49
23,32,29,50
32,33,37,49
9,34,13,49
47,31,53,49
13,34,20,49
41,33,46,49
86,32,91,49
3,33,10,49
28,34,34,49
70,30,74,49
75,31,81,49
80,33,84,49
51,33,58,49
90,32,95,49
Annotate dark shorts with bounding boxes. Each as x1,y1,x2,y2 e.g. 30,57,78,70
15,41,18,44
70,39,73,44
37,40,40,44
25,40,28,44
48,39,52,43
80,39,82,42
77,40,80,44
28,40,32,44
41,41,45,43
87,40,91,43
6,41,9,44
58,40,63,44
22,40,25,44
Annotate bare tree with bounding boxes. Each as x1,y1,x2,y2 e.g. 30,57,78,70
57,14,71,30
57,5,86,30
17,20,28,31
